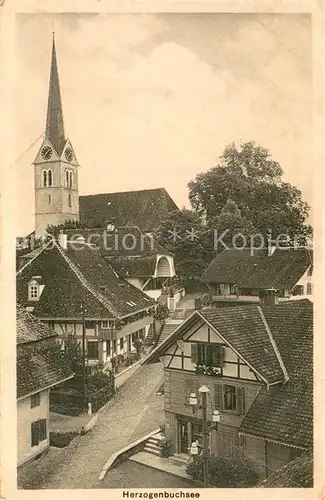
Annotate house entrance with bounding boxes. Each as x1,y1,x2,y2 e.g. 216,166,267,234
178,421,189,454
177,419,203,455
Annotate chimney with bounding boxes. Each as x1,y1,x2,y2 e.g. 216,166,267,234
259,288,279,306
58,231,68,249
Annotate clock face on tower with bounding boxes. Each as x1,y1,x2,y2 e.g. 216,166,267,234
41,146,53,160
65,148,73,163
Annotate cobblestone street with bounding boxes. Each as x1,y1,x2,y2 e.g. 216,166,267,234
39,362,164,489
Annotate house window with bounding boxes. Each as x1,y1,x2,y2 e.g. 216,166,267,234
215,384,245,414
113,339,117,353
119,337,124,350
28,283,39,301
101,321,109,329
31,392,40,408
307,283,312,295
293,285,304,296
31,419,47,447
68,194,72,207
87,341,98,359
106,340,111,353
191,343,224,367
48,169,53,186
307,266,313,277
223,385,237,411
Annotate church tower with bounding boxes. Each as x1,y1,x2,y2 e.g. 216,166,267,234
33,33,79,237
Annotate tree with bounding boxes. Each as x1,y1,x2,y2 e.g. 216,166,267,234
188,141,311,244
212,198,257,253
153,208,213,279
45,219,85,239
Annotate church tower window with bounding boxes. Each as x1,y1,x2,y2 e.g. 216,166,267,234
48,169,53,186
68,194,72,207
42,170,48,187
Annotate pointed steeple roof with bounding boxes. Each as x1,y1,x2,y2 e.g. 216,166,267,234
45,33,66,156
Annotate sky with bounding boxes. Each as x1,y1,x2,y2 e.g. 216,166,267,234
15,13,313,236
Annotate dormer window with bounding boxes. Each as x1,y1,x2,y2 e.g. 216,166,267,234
28,281,39,301
28,277,44,301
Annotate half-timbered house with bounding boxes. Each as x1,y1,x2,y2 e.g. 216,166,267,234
143,299,313,480
16,235,156,371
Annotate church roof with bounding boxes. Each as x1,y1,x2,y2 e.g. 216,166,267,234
45,33,66,156
79,188,179,232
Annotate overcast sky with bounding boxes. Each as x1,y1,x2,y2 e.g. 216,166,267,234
15,13,312,236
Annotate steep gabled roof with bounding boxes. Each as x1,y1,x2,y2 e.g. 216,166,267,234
16,241,155,319
143,305,286,385
17,354,74,399
79,188,179,232
17,303,57,345
64,226,174,258
200,307,286,385
202,247,312,290
16,306,74,399
259,450,313,488
239,300,313,450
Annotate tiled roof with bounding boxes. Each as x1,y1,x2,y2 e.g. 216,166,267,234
17,353,73,399
16,305,74,399
79,188,179,232
200,307,285,384
16,241,155,319
144,305,286,385
259,450,313,488
17,303,57,345
65,226,173,258
108,256,157,278
240,300,313,449
202,247,312,290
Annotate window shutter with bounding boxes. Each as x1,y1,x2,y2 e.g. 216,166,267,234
236,386,245,415
219,346,225,367
31,421,38,446
214,384,222,410
191,343,198,364
39,419,47,441
212,345,219,365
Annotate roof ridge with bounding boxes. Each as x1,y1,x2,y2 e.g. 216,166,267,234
257,306,289,383
54,241,120,318
80,187,166,198
16,239,55,276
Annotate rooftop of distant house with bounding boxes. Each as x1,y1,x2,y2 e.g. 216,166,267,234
202,246,313,290
16,239,156,319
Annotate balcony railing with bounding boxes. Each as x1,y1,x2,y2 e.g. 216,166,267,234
99,315,153,341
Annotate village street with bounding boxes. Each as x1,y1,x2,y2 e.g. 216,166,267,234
41,362,164,489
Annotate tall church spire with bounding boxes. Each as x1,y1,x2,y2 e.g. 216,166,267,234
46,32,65,155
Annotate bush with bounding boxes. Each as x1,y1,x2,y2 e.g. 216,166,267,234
158,437,173,458
50,431,78,448
186,455,259,487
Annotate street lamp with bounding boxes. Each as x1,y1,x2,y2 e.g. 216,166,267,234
189,385,220,488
